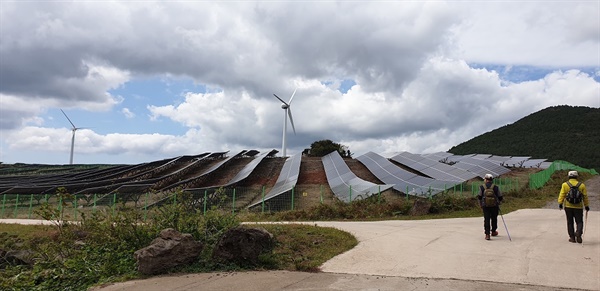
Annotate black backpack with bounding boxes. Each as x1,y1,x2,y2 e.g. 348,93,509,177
565,181,583,204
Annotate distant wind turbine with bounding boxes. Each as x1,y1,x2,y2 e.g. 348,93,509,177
273,88,297,157
60,109,84,165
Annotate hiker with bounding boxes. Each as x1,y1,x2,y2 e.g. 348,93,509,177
558,171,589,243
477,174,503,240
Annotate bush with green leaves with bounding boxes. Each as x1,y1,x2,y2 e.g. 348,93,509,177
0,193,240,291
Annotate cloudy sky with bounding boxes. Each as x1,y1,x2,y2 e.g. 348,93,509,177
1,1,598,165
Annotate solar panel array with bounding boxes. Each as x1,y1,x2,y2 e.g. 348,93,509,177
445,155,511,178
322,151,393,202
356,152,462,197
390,152,478,181
248,153,301,208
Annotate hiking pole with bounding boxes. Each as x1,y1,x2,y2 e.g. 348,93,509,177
582,209,588,247
498,206,512,241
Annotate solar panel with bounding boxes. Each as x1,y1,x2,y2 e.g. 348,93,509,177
485,155,511,165
390,152,477,182
322,151,393,202
225,150,277,185
247,153,301,208
356,152,459,197
453,156,511,178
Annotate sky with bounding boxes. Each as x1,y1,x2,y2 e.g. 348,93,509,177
1,1,599,165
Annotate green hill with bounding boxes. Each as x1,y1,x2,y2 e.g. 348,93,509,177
448,105,600,171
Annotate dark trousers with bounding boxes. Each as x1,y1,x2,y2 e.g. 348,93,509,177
564,207,584,238
483,206,499,235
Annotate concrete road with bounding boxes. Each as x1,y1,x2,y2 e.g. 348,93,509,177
88,208,598,291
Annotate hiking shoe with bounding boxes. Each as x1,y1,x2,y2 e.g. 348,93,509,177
569,237,576,243
492,231,499,236
485,234,490,240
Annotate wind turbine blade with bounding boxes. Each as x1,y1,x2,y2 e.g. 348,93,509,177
288,88,297,105
60,109,76,128
273,94,288,105
288,108,296,135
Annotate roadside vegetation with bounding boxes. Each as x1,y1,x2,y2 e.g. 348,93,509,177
0,170,593,290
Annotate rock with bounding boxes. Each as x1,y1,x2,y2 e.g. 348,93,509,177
212,227,274,265
409,198,431,216
134,228,203,275
0,249,35,268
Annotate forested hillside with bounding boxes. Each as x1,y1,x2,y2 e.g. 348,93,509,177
449,105,600,171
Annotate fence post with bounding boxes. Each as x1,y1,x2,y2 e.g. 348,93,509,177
93,194,97,214
73,194,78,221
291,187,295,211
28,194,34,219
58,195,63,221
320,185,323,204
232,188,236,214
261,186,265,213
378,185,381,203
1,194,6,217
13,194,20,218
112,193,116,216
203,190,208,215
349,185,352,202
144,192,149,221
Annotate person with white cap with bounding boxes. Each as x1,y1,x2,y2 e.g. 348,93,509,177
477,174,503,240
558,170,589,243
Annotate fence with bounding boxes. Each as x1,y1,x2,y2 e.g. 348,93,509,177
0,177,523,221
528,160,599,189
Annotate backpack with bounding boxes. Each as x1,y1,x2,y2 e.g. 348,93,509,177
482,184,497,207
565,181,583,204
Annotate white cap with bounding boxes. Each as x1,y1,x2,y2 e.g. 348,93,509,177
568,171,578,177
484,174,493,179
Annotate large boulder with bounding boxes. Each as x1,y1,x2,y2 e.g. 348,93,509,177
0,249,34,268
212,227,274,265
134,228,203,275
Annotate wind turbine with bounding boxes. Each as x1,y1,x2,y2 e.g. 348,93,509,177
60,109,83,165
273,88,297,157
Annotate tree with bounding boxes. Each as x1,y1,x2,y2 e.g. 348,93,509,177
309,139,352,157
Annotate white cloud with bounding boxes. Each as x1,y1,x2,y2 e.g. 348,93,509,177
0,1,598,164
121,108,135,119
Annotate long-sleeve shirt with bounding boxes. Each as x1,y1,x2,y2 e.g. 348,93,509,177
558,178,588,209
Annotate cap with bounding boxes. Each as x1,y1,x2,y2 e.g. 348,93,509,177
568,171,578,178
484,174,493,180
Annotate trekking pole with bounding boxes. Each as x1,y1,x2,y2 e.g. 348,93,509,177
582,209,588,247
498,206,512,241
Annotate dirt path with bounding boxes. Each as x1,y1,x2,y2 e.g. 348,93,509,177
543,174,600,210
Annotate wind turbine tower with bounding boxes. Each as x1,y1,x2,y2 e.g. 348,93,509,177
273,88,297,157
60,109,82,165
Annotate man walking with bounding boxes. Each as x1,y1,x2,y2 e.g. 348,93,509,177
558,171,590,243
478,174,503,240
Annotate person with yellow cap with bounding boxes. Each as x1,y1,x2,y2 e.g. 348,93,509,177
558,171,589,243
